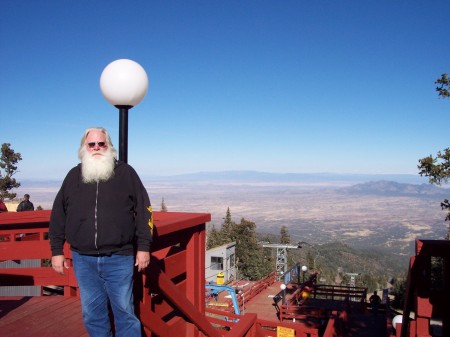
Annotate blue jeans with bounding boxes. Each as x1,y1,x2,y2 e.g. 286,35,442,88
72,251,141,337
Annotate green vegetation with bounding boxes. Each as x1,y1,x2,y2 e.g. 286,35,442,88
418,72,450,239
207,208,403,291
207,208,273,280
390,274,407,309
274,239,404,294
435,73,450,99
160,197,168,212
0,143,22,200
279,225,290,244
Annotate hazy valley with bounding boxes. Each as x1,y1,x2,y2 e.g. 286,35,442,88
17,172,449,270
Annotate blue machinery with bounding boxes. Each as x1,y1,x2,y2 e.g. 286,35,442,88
205,284,241,316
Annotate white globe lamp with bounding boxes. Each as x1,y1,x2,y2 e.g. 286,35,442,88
100,59,149,163
301,265,308,283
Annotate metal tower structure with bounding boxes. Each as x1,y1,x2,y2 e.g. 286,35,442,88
346,272,360,287
345,272,361,301
262,243,301,280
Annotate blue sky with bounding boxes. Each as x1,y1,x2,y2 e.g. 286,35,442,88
1,1,449,180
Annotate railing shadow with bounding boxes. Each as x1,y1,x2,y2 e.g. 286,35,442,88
0,296,32,319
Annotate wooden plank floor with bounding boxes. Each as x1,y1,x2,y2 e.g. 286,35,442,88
243,281,282,321
0,296,88,337
0,294,391,337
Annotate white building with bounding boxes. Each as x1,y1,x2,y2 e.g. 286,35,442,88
205,242,236,284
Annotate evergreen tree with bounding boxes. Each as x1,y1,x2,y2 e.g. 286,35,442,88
279,225,290,244
206,209,273,280
391,276,407,310
206,224,222,249
222,207,234,242
418,72,450,239
233,218,272,280
0,143,22,200
206,208,236,249
160,197,168,212
436,73,450,98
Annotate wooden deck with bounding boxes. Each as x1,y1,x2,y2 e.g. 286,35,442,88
0,291,389,337
0,296,87,337
2,211,446,336
242,281,282,321
243,285,388,337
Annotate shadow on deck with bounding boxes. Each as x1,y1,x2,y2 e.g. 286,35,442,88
0,296,88,337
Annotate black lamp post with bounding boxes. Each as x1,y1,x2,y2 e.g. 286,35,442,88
301,265,308,283
100,59,149,163
280,283,286,304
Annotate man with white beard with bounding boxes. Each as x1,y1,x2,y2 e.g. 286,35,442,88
49,127,152,337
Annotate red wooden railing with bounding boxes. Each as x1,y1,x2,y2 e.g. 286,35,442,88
397,239,450,337
0,210,78,296
1,210,344,336
7,212,445,336
0,210,216,337
205,272,277,314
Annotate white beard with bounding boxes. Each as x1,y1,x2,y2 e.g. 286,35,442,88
80,148,115,183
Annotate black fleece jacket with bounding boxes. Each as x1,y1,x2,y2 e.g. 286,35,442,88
49,161,152,256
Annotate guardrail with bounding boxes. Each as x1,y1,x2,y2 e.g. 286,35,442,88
205,307,321,337
0,210,217,337
398,239,450,337
0,210,78,296
207,272,278,314
2,211,389,337
313,284,367,303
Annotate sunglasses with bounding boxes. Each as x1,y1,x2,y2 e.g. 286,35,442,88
87,142,107,148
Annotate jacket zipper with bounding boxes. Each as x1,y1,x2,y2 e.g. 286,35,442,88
95,181,99,251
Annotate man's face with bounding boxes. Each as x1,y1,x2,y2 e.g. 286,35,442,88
85,130,108,157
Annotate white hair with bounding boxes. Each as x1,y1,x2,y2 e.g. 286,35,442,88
78,127,117,183
78,127,117,161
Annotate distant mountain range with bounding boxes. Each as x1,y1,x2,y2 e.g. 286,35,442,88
20,170,432,186
141,170,431,185
19,171,445,198
340,180,449,197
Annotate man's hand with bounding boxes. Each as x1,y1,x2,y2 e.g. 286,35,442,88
51,255,69,275
135,251,150,272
